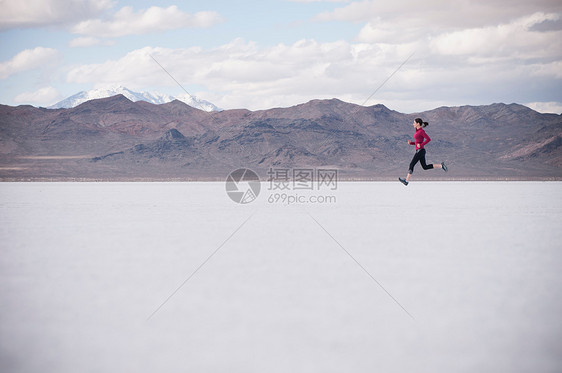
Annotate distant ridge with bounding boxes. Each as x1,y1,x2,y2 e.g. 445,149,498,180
49,86,221,112
1,97,560,180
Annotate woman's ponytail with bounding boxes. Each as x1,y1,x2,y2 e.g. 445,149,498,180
414,117,429,128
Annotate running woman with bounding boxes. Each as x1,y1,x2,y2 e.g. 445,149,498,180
399,118,447,186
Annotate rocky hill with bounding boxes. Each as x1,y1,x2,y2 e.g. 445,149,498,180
1,95,560,180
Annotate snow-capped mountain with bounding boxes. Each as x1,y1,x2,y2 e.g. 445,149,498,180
49,86,220,111
174,93,220,112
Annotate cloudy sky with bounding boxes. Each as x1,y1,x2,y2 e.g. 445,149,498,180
0,0,561,113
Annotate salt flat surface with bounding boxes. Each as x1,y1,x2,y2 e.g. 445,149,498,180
1,181,561,373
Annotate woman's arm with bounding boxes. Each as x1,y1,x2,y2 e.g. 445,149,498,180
420,131,431,147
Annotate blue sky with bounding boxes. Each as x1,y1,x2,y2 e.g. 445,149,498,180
1,0,561,113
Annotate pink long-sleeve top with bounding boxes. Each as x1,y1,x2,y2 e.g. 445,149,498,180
411,128,431,150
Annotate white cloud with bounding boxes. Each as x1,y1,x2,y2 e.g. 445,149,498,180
356,20,424,44
68,37,115,48
0,0,114,29
0,47,59,79
76,41,321,81
63,31,561,113
66,47,168,88
71,5,223,38
59,40,437,111
14,86,61,106
525,102,562,114
288,0,350,2
316,0,562,28
529,60,562,79
429,13,562,60
309,1,562,112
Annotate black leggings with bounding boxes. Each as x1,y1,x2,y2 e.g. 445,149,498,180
408,148,433,174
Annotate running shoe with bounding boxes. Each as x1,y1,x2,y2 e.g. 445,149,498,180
441,162,448,172
398,177,409,186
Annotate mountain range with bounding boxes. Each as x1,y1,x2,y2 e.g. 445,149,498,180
1,94,561,181
48,86,220,112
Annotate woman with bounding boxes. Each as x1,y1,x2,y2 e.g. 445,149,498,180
399,118,447,186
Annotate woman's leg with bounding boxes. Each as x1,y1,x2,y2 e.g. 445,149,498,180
402,150,447,184
419,149,434,170
405,151,422,182
420,149,446,170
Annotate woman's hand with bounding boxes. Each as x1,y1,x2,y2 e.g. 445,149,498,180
408,140,413,145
